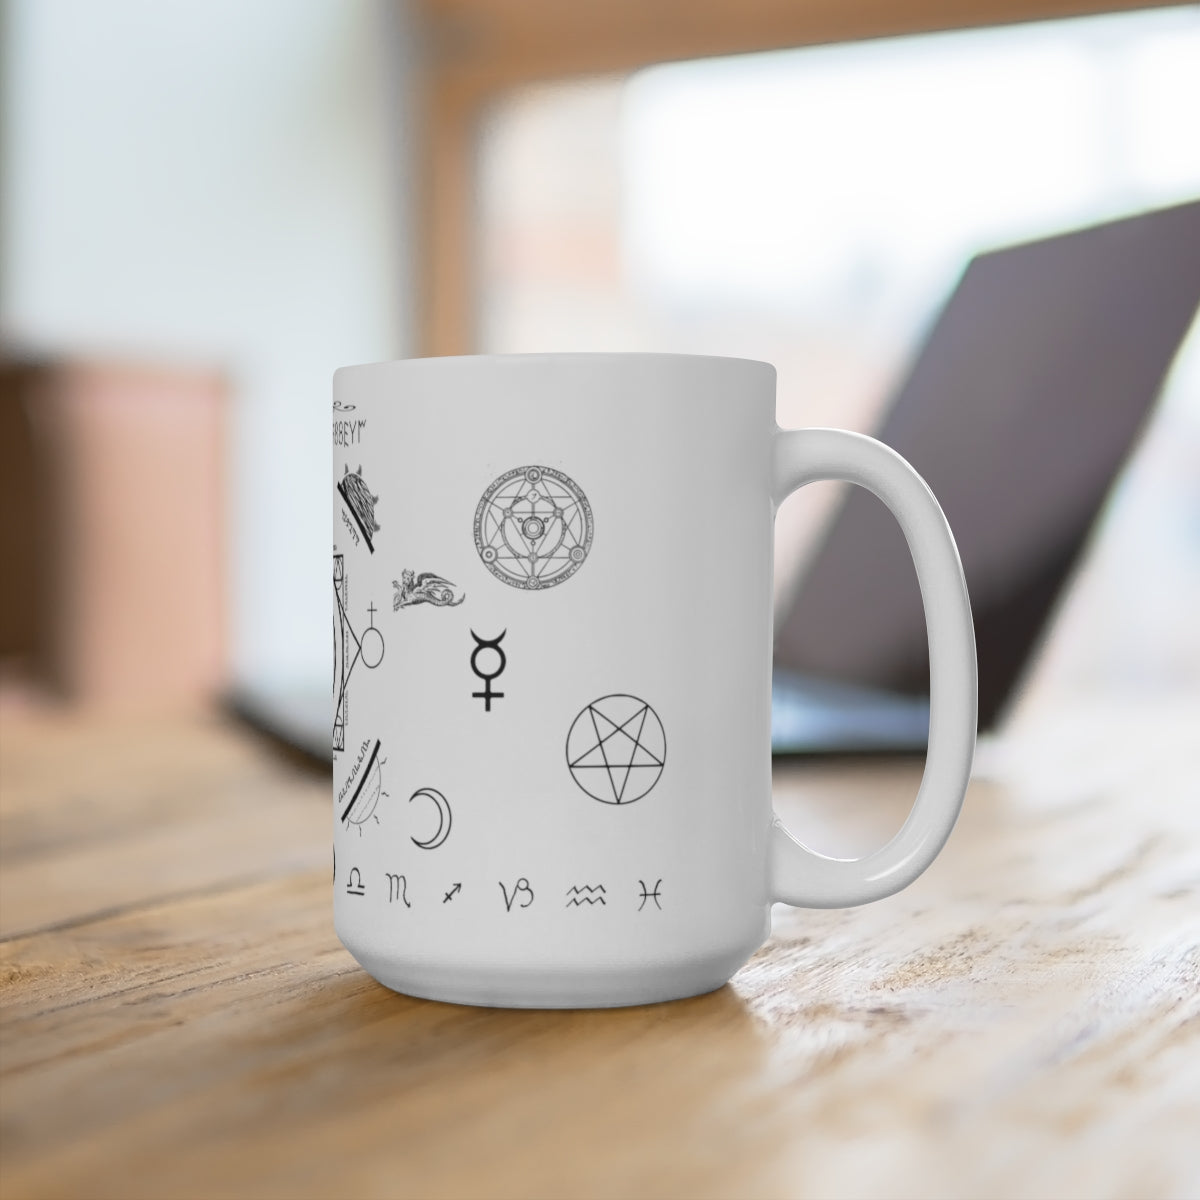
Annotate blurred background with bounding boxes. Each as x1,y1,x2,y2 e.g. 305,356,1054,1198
0,0,1197,727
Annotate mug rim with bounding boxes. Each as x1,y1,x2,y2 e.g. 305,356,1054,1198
334,351,776,384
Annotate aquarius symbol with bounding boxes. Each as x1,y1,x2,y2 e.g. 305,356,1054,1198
346,867,365,896
566,884,606,907
638,879,663,911
470,629,507,711
386,873,411,907
499,878,534,911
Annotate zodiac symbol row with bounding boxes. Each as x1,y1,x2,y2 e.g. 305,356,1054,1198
343,871,461,906
341,871,663,912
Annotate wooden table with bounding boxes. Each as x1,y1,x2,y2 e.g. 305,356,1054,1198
2,698,1198,1199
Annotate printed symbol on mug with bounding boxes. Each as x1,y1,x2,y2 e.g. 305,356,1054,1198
470,629,507,711
394,569,465,610
443,883,462,904
566,695,666,805
565,884,606,907
409,787,452,850
333,554,385,752
638,879,663,911
499,878,534,911
333,414,367,448
337,464,380,553
386,873,412,907
339,738,388,833
346,868,365,897
474,465,593,590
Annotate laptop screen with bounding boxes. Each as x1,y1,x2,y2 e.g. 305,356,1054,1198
773,201,1200,730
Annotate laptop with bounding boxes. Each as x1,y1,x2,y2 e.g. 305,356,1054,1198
771,199,1200,755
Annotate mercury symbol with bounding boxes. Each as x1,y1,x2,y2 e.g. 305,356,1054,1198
470,629,507,711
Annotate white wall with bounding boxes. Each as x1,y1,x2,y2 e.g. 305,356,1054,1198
1,0,415,691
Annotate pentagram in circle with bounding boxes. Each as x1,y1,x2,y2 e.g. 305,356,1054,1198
474,465,593,590
566,694,666,805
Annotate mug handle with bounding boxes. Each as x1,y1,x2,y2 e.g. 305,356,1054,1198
770,428,977,907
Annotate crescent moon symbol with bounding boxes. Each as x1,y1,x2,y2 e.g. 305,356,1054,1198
409,787,452,850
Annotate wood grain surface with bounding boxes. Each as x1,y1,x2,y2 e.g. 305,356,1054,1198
1,700,1197,1199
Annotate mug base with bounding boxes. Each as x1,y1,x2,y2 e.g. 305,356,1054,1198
348,946,751,1009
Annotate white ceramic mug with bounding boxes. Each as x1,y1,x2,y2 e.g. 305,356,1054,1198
332,353,976,1008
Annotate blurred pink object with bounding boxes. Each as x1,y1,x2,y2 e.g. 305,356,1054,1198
5,359,227,707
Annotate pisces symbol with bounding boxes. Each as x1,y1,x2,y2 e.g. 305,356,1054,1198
470,629,507,711
499,878,533,911
638,879,663,911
